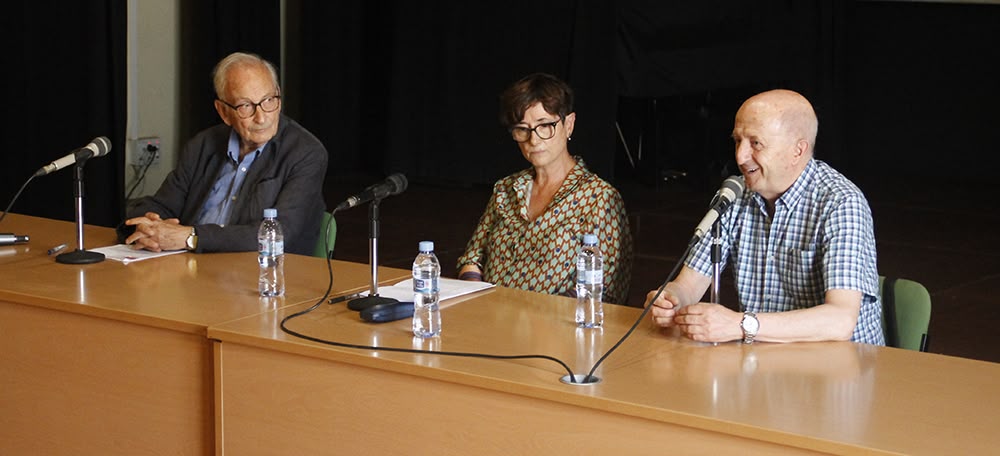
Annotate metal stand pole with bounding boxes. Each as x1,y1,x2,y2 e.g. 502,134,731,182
710,220,722,304
348,199,398,311
56,164,104,264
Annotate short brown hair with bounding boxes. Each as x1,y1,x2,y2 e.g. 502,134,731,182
498,73,574,128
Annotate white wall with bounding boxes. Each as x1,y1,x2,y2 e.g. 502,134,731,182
125,0,180,200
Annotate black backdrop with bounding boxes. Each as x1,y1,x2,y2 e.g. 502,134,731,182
287,1,618,187
2,1,125,227
3,1,999,227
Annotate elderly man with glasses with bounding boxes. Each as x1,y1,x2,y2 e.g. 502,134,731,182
122,52,328,255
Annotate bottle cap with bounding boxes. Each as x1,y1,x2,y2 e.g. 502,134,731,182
263,208,277,218
583,234,597,245
418,240,434,252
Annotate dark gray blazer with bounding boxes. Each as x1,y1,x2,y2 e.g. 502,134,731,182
125,115,328,255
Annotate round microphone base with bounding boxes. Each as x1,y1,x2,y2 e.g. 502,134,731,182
560,374,602,386
56,249,105,265
347,295,399,311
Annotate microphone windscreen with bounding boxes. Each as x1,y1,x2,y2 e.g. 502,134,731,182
719,175,744,200
386,173,408,195
92,136,112,157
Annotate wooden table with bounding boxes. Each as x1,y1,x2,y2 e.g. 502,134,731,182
210,286,1000,455
0,213,410,455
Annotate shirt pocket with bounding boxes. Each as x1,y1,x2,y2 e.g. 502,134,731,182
777,245,823,305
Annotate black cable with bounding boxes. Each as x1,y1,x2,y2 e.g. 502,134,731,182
279,310,576,378
279,208,577,381
0,174,36,225
585,237,699,381
125,145,158,201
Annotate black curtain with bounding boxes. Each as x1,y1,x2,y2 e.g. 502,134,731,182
2,1,126,227
291,0,618,187
844,1,1000,180
614,0,848,188
178,0,282,144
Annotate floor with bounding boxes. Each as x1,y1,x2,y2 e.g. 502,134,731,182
325,170,1000,364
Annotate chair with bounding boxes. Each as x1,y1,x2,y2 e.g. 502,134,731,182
879,276,932,352
312,212,337,259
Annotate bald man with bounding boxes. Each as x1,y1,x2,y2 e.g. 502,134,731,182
646,89,883,345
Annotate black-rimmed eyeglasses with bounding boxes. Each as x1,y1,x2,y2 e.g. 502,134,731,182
218,95,282,119
510,118,562,143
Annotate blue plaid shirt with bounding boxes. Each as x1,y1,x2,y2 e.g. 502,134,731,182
688,160,884,345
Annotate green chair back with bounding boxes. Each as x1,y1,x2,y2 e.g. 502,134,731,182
312,212,337,259
879,276,932,352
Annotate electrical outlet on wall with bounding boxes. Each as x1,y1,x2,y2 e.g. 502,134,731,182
129,137,162,167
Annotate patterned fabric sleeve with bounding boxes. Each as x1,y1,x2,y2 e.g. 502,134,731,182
821,193,878,294
822,191,884,344
456,183,501,273
593,185,633,305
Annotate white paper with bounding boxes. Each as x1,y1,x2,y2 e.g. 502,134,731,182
364,277,495,302
90,244,187,264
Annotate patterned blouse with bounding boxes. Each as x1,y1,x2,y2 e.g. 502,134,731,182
457,158,633,304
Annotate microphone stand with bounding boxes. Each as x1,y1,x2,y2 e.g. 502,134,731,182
708,221,725,347
710,220,722,304
348,198,398,311
56,162,105,264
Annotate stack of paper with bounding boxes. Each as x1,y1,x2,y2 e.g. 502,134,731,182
90,244,187,264
364,277,495,302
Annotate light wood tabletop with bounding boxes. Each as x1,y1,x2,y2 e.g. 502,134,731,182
0,212,411,455
211,284,1000,455
0,213,408,331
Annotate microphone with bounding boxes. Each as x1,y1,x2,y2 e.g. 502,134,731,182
0,233,29,246
692,175,745,241
34,136,112,177
335,173,408,211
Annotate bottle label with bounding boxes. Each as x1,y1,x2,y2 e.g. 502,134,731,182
259,240,284,257
413,277,439,293
578,269,603,285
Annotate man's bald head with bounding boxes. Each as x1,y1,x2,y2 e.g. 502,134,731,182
738,89,818,156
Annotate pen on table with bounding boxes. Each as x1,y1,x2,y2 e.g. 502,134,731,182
329,292,363,304
48,243,68,256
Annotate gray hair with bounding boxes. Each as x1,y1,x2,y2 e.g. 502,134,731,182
211,52,280,99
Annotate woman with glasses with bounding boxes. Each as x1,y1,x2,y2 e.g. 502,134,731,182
456,73,633,305
122,52,328,255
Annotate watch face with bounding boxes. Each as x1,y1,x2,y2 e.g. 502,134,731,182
742,314,759,333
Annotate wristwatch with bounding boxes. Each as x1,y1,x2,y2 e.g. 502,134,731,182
185,227,198,251
740,311,759,344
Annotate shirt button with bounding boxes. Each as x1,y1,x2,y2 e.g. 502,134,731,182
240,167,247,172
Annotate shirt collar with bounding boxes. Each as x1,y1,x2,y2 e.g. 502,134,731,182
226,130,267,162
512,156,589,219
516,155,588,187
775,158,816,209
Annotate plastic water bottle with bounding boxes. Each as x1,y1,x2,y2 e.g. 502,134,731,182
258,208,285,297
575,234,604,328
412,241,442,338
